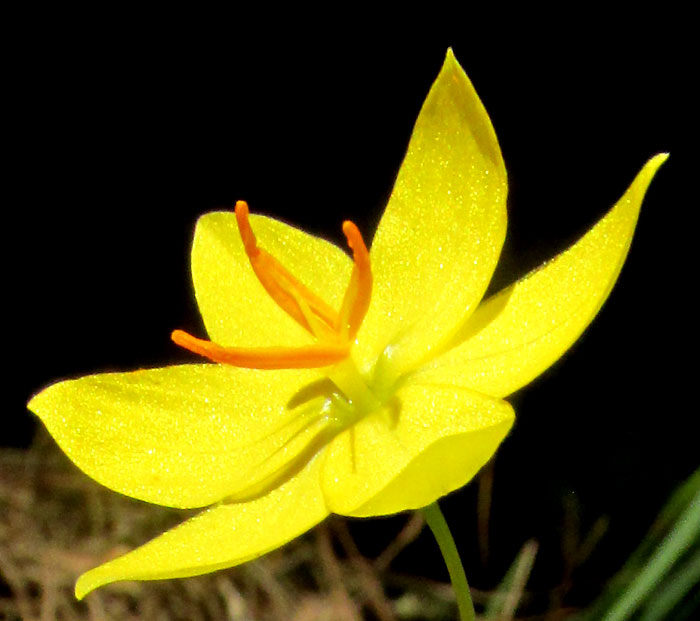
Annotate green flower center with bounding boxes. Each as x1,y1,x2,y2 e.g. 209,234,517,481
171,202,387,487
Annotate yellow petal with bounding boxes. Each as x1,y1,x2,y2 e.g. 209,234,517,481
75,454,328,599
414,154,668,398
192,212,352,347
320,382,513,517
355,49,507,375
29,364,330,508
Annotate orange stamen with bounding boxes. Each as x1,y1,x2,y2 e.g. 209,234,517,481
172,202,373,370
172,330,348,369
235,201,338,338
338,220,373,340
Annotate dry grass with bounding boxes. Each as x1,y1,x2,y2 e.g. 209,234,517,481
0,431,463,621
1,428,622,620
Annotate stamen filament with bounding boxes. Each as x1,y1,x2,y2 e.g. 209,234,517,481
235,201,339,336
338,220,373,339
285,281,337,343
172,329,348,369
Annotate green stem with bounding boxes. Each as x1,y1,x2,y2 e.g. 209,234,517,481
423,502,476,621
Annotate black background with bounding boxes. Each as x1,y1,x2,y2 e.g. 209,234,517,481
7,11,696,606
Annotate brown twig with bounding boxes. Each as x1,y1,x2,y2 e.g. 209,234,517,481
332,517,398,621
374,512,425,573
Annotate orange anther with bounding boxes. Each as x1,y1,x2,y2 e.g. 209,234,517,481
235,201,260,258
343,221,370,273
338,220,373,339
172,330,348,369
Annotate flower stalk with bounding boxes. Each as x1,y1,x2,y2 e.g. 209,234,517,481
423,502,476,621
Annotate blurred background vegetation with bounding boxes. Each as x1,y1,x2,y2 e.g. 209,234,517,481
4,9,696,619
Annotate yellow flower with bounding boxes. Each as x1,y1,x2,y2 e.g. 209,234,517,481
28,49,667,599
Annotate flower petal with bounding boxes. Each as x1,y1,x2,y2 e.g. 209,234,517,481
75,454,328,599
355,49,507,375
320,382,514,517
414,154,668,398
192,212,352,347
29,364,331,508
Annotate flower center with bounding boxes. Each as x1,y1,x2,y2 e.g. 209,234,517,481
172,204,381,502
172,201,373,370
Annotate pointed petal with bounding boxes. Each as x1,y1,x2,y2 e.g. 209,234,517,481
415,154,668,398
356,49,507,375
320,382,513,517
192,212,352,347
75,455,327,599
28,364,329,508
